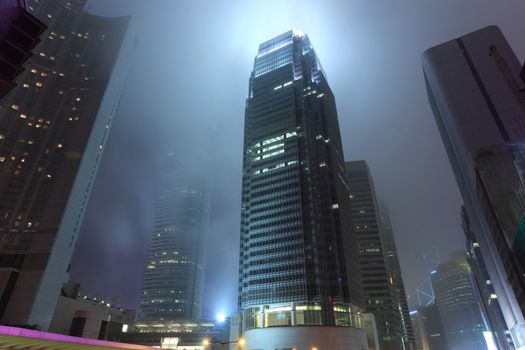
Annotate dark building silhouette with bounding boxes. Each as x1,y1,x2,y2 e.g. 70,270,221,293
238,30,367,349
0,0,132,329
138,155,210,323
422,25,525,347
345,160,413,350
0,0,46,98
431,252,487,350
462,206,514,350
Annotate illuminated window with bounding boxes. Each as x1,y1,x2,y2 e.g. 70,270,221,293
331,204,339,209
22,84,30,88
11,104,19,110
30,68,37,74
35,82,43,87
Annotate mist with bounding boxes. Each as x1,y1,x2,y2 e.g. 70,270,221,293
69,0,525,316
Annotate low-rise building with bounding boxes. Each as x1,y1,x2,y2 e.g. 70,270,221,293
48,282,134,341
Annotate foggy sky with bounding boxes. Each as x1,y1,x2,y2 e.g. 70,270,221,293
70,0,525,317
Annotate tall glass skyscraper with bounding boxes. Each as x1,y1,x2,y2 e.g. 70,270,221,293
0,0,133,329
138,155,210,324
379,207,416,349
346,160,415,350
238,30,367,350
431,252,488,350
422,25,525,348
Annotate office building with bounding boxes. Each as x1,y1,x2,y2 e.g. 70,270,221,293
431,252,487,349
0,0,46,98
345,160,407,350
139,155,210,322
379,207,416,349
237,30,367,349
462,207,514,350
410,305,448,350
422,25,525,348
0,0,133,329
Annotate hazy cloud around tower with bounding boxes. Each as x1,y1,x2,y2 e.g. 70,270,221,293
71,0,525,314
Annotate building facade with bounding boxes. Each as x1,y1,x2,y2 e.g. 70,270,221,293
0,0,46,98
345,160,409,350
238,30,366,349
462,206,514,350
49,282,134,341
431,252,487,350
379,207,416,349
410,304,448,350
0,0,133,329
422,25,525,348
139,155,210,322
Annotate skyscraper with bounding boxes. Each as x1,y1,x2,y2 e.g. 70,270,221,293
238,30,367,349
345,160,412,350
0,0,46,98
431,252,488,350
410,304,448,350
379,207,416,349
0,0,133,329
138,155,210,323
462,206,514,350
422,25,525,347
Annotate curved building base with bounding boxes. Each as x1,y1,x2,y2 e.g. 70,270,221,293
243,326,368,350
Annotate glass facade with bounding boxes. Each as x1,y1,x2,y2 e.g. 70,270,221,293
239,30,363,331
422,25,525,347
0,0,132,329
431,252,488,350
379,207,416,349
139,155,210,322
345,160,408,350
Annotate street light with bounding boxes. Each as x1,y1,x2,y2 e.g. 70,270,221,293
238,337,245,347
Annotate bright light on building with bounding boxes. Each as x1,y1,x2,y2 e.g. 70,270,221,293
238,337,245,347
216,312,226,323
483,331,497,350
